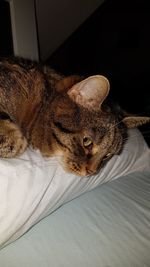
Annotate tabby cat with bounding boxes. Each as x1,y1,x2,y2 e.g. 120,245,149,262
0,58,149,176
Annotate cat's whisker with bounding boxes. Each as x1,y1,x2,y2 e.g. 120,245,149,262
108,110,150,131
122,130,150,142
108,119,124,131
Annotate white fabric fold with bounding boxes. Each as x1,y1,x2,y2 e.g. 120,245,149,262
0,129,149,247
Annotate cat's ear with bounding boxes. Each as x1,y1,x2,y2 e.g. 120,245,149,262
67,75,110,111
122,116,150,128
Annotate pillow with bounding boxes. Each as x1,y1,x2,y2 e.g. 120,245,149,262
0,129,150,248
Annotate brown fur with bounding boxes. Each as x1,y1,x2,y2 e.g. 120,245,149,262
0,58,149,176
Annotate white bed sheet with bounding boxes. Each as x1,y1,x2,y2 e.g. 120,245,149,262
0,171,150,267
0,129,150,248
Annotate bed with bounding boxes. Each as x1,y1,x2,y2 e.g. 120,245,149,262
0,129,150,266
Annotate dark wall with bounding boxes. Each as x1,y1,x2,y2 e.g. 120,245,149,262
0,0,13,57
48,0,150,144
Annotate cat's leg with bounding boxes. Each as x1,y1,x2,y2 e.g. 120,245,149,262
0,119,28,158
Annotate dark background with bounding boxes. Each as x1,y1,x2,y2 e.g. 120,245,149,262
0,0,150,144
0,0,13,57
48,0,150,145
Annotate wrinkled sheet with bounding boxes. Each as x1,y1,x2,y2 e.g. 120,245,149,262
0,171,150,267
0,129,150,248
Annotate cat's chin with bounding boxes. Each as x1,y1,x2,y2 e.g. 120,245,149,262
56,157,90,176
62,161,99,177
65,167,92,177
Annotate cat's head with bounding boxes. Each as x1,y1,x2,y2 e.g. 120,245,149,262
50,75,150,176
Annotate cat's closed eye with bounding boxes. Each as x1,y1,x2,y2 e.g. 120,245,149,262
54,121,75,134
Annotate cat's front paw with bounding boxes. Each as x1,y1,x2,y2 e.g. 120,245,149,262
0,120,28,158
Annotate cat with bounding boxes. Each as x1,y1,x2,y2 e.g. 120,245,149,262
0,58,149,176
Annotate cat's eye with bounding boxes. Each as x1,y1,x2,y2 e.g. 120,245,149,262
83,137,93,148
